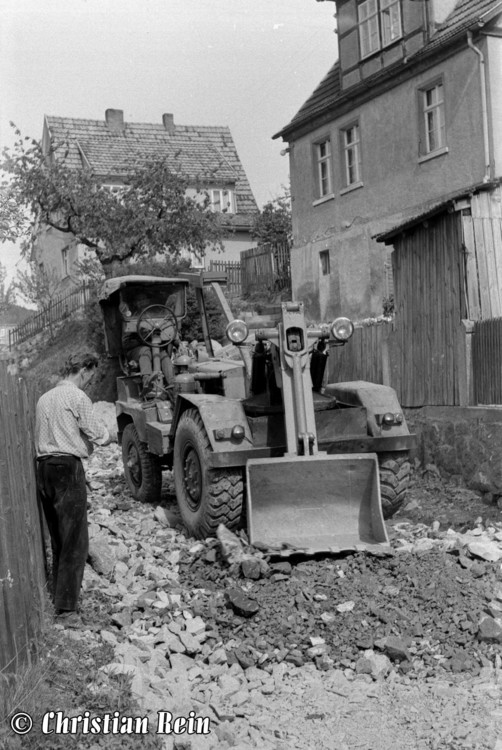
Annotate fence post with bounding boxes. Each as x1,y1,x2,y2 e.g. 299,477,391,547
462,319,475,406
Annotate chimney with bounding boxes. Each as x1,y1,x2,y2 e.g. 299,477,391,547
429,0,457,27
105,109,124,132
162,113,175,134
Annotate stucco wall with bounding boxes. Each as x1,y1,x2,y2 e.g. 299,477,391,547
289,36,500,320
406,406,502,498
203,232,256,265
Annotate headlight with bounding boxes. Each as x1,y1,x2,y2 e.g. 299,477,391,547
330,317,354,342
225,319,249,344
231,425,245,441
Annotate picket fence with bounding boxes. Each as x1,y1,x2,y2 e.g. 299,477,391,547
9,284,91,349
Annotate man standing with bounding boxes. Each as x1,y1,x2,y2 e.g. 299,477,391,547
35,351,111,621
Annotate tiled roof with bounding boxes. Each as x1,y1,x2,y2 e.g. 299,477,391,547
275,0,502,139
45,115,258,217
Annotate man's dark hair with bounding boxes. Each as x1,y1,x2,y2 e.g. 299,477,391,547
61,351,99,376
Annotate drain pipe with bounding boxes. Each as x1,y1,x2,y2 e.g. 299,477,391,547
467,30,491,182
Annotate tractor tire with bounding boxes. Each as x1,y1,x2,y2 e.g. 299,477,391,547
378,451,411,519
173,408,244,539
122,423,162,504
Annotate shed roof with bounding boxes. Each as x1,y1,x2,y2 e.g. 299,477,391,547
373,180,501,244
44,114,259,218
275,0,502,140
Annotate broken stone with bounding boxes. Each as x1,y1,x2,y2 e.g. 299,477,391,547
208,648,227,665
153,506,170,527
88,535,116,577
178,631,202,655
376,636,411,662
217,524,246,565
241,556,269,580
217,674,241,696
234,645,258,669
269,562,292,576
185,616,206,637
477,616,502,644
468,540,502,562
226,588,259,617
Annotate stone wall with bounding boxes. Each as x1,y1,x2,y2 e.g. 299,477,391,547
405,406,502,500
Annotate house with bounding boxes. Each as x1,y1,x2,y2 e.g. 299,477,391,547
35,109,259,287
274,0,502,323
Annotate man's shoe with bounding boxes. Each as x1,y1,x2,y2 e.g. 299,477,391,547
55,611,82,628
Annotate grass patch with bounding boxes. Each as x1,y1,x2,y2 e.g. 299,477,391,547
0,604,163,749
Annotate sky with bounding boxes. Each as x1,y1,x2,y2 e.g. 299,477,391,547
0,0,338,283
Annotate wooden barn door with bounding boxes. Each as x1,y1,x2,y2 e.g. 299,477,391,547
391,212,467,406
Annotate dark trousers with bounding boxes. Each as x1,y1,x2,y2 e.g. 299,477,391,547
36,456,88,612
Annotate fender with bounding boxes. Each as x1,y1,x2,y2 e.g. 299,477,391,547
171,394,253,453
324,380,411,438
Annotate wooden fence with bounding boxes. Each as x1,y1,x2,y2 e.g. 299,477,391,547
241,242,291,296
0,365,46,675
9,283,91,349
208,260,242,295
472,317,502,405
329,322,391,387
327,315,502,408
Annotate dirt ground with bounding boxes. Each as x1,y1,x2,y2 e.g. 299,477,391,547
4,444,502,750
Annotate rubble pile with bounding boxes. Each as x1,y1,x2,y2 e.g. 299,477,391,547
179,531,502,679
67,444,502,749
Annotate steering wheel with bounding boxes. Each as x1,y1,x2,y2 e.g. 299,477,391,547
136,304,178,349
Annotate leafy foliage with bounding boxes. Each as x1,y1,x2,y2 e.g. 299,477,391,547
13,261,62,311
251,188,292,247
1,124,225,269
0,262,15,313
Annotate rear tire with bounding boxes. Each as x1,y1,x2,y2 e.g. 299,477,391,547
173,408,243,539
122,423,162,503
378,451,411,519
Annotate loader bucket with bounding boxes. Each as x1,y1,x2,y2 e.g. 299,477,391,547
246,453,389,553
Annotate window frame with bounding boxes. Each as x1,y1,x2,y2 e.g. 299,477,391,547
319,249,331,276
358,0,402,60
209,188,236,214
341,122,362,188
417,77,447,159
61,248,69,278
313,136,334,202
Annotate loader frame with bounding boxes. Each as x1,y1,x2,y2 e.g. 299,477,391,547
99,271,415,550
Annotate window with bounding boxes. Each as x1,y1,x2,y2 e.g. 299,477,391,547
61,248,69,277
320,250,331,276
358,0,402,59
342,124,362,186
422,82,445,154
209,189,235,213
314,139,333,199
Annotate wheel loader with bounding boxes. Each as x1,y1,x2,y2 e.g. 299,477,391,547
99,271,414,552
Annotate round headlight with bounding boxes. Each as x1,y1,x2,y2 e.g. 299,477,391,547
331,317,354,342
231,425,245,441
382,412,395,425
225,319,249,344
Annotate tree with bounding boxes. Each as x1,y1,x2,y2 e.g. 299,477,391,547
251,189,292,247
0,124,225,272
13,261,63,338
0,189,26,243
0,262,15,313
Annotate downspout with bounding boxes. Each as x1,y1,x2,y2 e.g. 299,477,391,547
467,30,491,182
